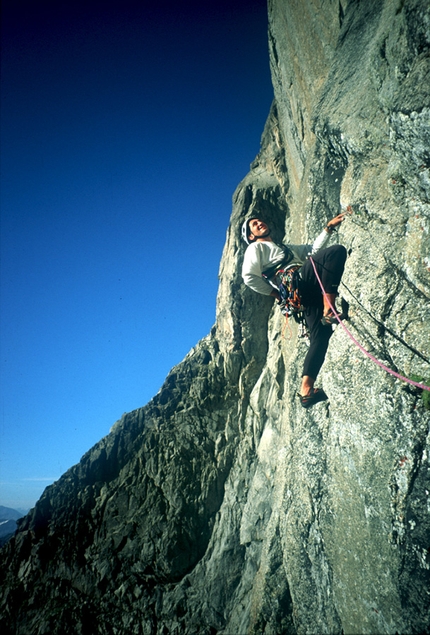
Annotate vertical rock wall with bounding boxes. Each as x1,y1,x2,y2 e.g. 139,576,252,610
1,1,429,634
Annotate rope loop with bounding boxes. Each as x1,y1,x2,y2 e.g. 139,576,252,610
308,257,430,393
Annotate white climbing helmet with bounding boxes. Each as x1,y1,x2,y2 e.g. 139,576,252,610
241,217,259,245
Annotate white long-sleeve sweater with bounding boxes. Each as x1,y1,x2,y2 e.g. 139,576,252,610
241,229,331,296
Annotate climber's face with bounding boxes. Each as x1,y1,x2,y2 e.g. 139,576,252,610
248,218,270,242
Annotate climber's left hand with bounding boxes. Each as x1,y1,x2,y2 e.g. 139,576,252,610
326,213,346,230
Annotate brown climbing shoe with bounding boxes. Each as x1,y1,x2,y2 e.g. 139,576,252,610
298,388,328,408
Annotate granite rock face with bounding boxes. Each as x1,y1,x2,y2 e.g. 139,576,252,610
1,1,429,633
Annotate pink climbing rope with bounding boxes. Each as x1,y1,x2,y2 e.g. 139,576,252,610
309,256,430,392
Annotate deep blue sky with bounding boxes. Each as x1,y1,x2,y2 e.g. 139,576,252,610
0,0,273,511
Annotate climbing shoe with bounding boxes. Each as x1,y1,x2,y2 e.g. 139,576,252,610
321,298,349,326
298,388,328,409
321,311,345,326
321,312,338,325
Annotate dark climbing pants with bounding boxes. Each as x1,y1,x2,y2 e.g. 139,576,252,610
298,245,347,380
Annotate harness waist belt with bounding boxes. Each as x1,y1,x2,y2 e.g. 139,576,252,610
262,260,303,280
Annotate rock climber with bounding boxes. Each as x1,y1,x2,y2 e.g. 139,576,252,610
241,213,347,408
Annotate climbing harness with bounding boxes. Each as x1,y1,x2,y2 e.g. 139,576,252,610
309,256,430,392
277,267,310,343
275,266,303,317
262,264,309,343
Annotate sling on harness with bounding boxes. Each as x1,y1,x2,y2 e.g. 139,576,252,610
276,266,309,342
273,266,302,319
262,245,304,319
262,255,308,341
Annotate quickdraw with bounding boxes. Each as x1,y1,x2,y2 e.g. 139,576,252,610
262,263,309,342
275,266,309,342
275,266,303,319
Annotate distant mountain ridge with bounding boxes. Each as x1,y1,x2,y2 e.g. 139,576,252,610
0,506,25,547
0,506,25,521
